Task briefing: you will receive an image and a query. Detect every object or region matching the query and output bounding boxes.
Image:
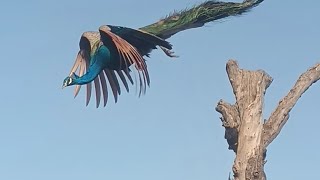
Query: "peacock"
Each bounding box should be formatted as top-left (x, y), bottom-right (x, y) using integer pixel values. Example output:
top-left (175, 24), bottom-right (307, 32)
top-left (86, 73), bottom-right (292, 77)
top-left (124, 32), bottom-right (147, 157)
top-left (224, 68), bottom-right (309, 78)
top-left (62, 0), bottom-right (264, 107)
top-left (62, 25), bottom-right (176, 107)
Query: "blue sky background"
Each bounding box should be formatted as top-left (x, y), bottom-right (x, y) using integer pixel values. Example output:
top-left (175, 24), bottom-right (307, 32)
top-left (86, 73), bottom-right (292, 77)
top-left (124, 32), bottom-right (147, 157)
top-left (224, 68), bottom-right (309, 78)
top-left (0, 0), bottom-right (319, 179)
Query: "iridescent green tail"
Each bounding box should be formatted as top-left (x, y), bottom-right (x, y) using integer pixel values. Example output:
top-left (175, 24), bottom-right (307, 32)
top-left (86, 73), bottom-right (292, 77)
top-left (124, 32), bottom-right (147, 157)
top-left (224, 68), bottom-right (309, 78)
top-left (140, 0), bottom-right (264, 39)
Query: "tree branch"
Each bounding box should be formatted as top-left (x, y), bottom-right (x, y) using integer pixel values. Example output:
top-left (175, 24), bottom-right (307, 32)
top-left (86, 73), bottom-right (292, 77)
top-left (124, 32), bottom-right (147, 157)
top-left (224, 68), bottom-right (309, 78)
top-left (216, 60), bottom-right (272, 180)
top-left (216, 100), bottom-right (240, 129)
top-left (263, 63), bottom-right (320, 147)
top-left (216, 100), bottom-right (240, 152)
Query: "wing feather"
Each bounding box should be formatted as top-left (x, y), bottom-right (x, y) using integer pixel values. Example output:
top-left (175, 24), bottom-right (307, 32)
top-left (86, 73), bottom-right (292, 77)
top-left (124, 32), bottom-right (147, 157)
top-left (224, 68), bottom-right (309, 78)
top-left (110, 71), bottom-right (121, 95)
top-left (67, 27), bottom-right (166, 107)
top-left (69, 52), bottom-right (81, 76)
top-left (74, 58), bottom-right (86, 97)
top-left (124, 69), bottom-right (134, 85)
top-left (86, 83), bottom-right (92, 106)
top-left (137, 71), bottom-right (143, 97)
top-left (107, 25), bottom-right (173, 55)
top-left (93, 77), bottom-right (101, 108)
top-left (104, 69), bottom-right (118, 103)
top-left (84, 51), bottom-right (92, 106)
top-left (116, 70), bottom-right (129, 92)
top-left (99, 26), bottom-right (150, 98)
top-left (99, 72), bottom-right (109, 107)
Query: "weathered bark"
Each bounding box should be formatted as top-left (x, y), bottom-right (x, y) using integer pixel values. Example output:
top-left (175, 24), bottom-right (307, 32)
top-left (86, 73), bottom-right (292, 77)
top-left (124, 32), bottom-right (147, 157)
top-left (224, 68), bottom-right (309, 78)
top-left (216, 60), bottom-right (271, 180)
top-left (216, 60), bottom-right (320, 180)
top-left (263, 64), bottom-right (320, 147)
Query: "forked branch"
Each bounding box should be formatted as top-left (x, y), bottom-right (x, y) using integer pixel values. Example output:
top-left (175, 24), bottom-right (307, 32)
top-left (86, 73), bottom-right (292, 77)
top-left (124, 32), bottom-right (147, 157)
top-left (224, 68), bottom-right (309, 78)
top-left (263, 63), bottom-right (320, 147)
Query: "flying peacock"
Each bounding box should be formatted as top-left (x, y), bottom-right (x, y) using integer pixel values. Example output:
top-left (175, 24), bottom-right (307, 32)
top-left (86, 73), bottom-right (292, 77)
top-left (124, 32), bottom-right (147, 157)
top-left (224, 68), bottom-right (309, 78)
top-left (62, 0), bottom-right (264, 107)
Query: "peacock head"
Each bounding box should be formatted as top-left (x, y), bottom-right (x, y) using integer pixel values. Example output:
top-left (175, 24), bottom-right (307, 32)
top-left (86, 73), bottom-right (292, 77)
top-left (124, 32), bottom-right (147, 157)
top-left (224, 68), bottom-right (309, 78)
top-left (62, 73), bottom-right (79, 88)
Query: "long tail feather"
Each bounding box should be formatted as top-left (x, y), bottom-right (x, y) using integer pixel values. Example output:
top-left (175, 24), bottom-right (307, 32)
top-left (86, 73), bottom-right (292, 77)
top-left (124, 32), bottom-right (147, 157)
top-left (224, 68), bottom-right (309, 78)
top-left (140, 0), bottom-right (264, 39)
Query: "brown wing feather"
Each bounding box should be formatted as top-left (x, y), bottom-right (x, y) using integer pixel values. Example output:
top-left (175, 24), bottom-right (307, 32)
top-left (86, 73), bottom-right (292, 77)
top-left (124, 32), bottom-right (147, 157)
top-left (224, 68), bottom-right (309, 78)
top-left (67, 32), bottom-right (96, 106)
top-left (70, 52), bottom-right (82, 98)
top-left (74, 58), bottom-right (86, 97)
top-left (137, 71), bottom-right (143, 97)
top-left (69, 52), bottom-right (81, 76)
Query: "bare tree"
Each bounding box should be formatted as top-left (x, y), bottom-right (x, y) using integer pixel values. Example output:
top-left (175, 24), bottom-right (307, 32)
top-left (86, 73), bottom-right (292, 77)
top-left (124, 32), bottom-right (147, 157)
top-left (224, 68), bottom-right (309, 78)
top-left (216, 60), bottom-right (320, 180)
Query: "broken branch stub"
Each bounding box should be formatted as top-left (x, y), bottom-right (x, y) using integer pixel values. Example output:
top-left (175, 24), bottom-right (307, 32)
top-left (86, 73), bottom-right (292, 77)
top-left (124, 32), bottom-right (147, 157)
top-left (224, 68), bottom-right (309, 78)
top-left (216, 100), bottom-right (240, 152)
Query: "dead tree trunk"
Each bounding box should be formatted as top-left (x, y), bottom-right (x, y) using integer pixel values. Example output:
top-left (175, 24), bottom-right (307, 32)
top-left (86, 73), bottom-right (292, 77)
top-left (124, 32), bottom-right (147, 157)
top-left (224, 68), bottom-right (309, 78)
top-left (216, 60), bottom-right (320, 180)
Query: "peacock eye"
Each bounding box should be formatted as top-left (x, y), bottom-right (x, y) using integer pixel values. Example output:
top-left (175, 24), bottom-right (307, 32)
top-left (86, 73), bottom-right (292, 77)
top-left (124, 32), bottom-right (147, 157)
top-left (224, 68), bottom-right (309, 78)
top-left (68, 78), bottom-right (73, 85)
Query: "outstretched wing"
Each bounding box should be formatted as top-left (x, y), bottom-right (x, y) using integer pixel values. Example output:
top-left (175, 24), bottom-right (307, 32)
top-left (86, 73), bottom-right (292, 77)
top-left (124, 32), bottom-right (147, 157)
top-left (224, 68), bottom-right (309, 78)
top-left (99, 25), bottom-right (150, 99)
top-left (68, 25), bottom-right (172, 108)
top-left (68, 32), bottom-right (96, 106)
top-left (69, 31), bottom-right (134, 108)
top-left (106, 25), bottom-right (176, 57)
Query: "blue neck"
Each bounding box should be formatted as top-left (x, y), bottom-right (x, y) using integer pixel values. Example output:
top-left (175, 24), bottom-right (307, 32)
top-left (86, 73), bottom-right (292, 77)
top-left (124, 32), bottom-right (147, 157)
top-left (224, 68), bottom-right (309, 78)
top-left (73, 63), bottom-right (103, 85)
top-left (73, 46), bottom-right (111, 85)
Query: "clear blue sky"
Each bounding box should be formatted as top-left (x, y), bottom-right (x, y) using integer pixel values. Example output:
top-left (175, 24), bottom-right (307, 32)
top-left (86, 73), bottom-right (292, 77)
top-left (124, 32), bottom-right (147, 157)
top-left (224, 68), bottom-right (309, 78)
top-left (0, 0), bottom-right (319, 179)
